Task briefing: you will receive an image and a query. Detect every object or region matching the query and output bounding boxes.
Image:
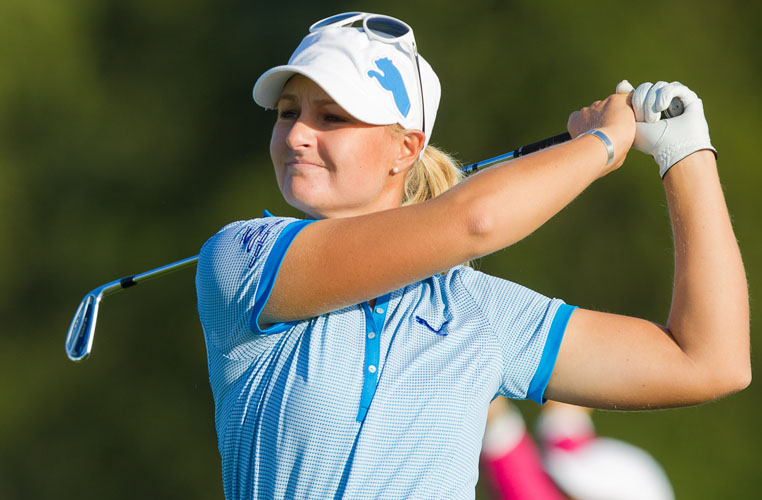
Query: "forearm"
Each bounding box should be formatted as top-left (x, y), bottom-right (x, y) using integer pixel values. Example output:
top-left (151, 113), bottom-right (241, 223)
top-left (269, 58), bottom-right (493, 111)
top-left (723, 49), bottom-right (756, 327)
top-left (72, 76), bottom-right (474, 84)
top-left (447, 94), bottom-right (636, 257)
top-left (441, 132), bottom-right (609, 257)
top-left (664, 150), bottom-right (750, 391)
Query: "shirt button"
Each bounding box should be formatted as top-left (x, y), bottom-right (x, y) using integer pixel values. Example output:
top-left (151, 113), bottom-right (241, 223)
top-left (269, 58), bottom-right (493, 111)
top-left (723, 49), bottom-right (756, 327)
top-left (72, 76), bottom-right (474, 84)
top-left (368, 332), bottom-right (376, 339)
top-left (368, 365), bottom-right (377, 373)
top-left (375, 307), bottom-right (385, 314)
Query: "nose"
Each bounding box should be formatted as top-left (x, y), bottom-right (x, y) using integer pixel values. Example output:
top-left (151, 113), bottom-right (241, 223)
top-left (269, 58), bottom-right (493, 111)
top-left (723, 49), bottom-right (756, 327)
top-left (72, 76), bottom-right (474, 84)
top-left (285, 117), bottom-right (316, 151)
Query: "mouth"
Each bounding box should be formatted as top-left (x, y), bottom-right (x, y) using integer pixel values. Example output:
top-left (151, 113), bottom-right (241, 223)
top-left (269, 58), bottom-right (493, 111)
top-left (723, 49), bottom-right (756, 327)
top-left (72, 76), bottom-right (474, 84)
top-left (287, 158), bottom-right (325, 169)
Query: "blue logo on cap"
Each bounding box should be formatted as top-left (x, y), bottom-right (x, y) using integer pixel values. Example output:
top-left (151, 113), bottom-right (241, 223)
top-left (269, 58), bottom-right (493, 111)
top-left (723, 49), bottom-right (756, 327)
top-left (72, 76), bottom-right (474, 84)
top-left (367, 58), bottom-right (410, 117)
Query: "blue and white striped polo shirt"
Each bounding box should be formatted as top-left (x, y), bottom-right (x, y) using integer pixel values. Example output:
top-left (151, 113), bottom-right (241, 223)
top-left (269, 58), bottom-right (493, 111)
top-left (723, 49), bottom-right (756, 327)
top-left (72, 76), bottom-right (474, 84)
top-left (196, 214), bottom-right (575, 500)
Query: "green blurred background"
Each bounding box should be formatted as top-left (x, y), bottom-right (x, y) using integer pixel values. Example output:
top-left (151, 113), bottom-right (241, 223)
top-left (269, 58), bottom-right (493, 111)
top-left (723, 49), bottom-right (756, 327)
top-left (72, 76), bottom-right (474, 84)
top-left (1, 0), bottom-right (759, 498)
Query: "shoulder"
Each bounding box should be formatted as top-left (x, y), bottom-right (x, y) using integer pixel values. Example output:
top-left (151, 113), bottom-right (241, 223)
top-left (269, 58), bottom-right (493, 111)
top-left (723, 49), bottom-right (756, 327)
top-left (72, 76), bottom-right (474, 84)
top-left (201, 217), bottom-right (297, 250)
top-left (196, 216), bottom-right (309, 301)
top-left (432, 265), bottom-right (561, 320)
top-left (195, 216), bottom-right (307, 346)
top-left (199, 216), bottom-right (301, 264)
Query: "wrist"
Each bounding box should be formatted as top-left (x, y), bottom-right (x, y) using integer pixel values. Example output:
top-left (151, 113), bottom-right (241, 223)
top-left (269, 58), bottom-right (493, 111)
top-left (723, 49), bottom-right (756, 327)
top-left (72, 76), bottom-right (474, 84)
top-left (657, 143), bottom-right (718, 178)
top-left (662, 149), bottom-right (717, 182)
top-left (578, 129), bottom-right (615, 166)
top-left (577, 128), bottom-right (625, 176)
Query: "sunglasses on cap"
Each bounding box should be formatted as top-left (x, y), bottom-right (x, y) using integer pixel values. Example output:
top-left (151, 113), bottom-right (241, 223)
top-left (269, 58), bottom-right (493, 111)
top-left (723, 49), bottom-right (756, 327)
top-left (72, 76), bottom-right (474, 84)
top-left (309, 12), bottom-right (426, 135)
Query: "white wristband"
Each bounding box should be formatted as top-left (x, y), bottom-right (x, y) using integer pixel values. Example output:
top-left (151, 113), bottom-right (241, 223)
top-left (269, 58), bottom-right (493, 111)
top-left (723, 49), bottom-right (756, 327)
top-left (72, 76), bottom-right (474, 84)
top-left (580, 129), bottom-right (615, 166)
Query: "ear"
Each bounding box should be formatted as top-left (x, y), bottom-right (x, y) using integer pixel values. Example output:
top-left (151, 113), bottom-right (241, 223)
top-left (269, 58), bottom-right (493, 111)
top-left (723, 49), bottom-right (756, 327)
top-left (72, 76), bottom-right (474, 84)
top-left (393, 129), bottom-right (425, 173)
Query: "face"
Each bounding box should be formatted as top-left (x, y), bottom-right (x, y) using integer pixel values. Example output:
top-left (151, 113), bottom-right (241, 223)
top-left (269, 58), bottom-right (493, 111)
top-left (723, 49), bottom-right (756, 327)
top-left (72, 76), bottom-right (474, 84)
top-left (270, 75), bottom-right (418, 219)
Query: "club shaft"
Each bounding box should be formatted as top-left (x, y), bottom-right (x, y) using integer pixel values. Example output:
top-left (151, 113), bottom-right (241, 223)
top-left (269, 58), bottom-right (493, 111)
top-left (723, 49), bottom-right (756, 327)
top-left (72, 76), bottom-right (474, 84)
top-left (458, 96), bottom-right (684, 176)
top-left (460, 132), bottom-right (571, 176)
top-left (107, 255), bottom-right (200, 296)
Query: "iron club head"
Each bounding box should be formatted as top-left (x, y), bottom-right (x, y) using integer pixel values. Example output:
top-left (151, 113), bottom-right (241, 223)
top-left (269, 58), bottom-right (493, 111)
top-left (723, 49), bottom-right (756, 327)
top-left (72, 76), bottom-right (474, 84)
top-left (65, 290), bottom-right (103, 362)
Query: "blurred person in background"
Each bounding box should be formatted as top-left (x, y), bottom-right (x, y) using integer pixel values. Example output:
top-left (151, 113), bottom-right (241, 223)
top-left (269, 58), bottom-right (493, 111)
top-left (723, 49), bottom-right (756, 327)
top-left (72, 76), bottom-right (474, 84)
top-left (481, 397), bottom-right (674, 499)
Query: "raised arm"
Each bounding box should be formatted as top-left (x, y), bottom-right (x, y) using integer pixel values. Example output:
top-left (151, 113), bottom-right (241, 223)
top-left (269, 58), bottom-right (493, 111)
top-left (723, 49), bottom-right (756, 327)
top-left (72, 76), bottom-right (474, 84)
top-left (262, 93), bottom-right (634, 324)
top-left (545, 83), bottom-right (750, 409)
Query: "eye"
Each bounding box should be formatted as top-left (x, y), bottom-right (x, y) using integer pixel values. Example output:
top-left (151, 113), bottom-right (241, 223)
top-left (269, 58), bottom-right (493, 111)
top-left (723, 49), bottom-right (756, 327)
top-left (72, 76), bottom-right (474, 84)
top-left (323, 112), bottom-right (348, 123)
top-left (277, 108), bottom-right (299, 119)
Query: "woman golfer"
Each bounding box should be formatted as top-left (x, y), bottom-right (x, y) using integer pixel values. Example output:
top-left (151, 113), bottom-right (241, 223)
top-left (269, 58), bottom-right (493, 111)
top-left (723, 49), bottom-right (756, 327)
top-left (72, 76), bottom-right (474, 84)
top-left (195, 11), bottom-right (749, 500)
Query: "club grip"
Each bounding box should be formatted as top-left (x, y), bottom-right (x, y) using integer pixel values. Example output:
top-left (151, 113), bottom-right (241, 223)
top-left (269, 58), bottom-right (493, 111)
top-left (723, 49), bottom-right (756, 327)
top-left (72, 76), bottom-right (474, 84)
top-left (513, 132), bottom-right (572, 158)
top-left (512, 97), bottom-right (683, 159)
top-left (661, 97), bottom-right (684, 118)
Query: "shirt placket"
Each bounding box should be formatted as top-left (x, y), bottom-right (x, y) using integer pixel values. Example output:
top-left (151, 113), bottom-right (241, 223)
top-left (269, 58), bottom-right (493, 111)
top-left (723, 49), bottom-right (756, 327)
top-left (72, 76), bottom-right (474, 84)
top-left (355, 293), bottom-right (391, 422)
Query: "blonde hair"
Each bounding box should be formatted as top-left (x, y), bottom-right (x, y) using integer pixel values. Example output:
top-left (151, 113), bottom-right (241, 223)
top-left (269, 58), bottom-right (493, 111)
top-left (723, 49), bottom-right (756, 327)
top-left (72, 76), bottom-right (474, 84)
top-left (389, 125), bottom-right (463, 206)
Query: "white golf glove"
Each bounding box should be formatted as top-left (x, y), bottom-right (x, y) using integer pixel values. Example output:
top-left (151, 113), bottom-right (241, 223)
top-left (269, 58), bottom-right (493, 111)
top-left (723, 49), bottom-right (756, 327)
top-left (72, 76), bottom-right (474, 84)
top-left (616, 80), bottom-right (716, 178)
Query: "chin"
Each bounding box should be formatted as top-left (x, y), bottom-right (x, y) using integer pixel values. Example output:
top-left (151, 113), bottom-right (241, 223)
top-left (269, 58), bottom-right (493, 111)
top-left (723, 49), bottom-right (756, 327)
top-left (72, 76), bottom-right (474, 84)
top-left (282, 189), bottom-right (327, 219)
top-left (281, 181), bottom-right (371, 220)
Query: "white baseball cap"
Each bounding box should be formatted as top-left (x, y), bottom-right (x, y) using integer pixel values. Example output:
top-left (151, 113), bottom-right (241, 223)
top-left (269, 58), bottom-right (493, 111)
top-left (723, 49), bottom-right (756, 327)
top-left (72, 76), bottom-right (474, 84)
top-left (253, 15), bottom-right (440, 151)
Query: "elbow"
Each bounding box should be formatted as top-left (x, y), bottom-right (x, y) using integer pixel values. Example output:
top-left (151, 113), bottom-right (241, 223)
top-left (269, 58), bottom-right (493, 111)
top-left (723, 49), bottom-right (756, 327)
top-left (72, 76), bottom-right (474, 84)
top-left (729, 363), bottom-right (752, 394)
top-left (701, 359), bottom-right (752, 402)
top-left (458, 194), bottom-right (499, 257)
top-left (675, 320), bottom-right (751, 403)
top-left (713, 333), bottom-right (753, 398)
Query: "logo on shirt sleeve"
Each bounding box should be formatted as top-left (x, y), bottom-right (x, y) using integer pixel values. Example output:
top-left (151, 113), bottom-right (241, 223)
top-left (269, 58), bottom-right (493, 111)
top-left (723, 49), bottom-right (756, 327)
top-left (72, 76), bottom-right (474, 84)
top-left (234, 220), bottom-right (285, 268)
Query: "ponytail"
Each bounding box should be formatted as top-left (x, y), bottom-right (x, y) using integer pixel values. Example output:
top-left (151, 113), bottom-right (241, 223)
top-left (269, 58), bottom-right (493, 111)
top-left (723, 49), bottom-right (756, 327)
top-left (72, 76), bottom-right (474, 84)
top-left (402, 144), bottom-right (463, 206)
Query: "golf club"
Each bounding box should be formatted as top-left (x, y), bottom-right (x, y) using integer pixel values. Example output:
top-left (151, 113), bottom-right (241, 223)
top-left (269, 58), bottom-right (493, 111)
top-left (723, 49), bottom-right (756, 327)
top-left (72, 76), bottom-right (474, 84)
top-left (65, 97), bottom-right (684, 362)
top-left (65, 255), bottom-right (199, 361)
